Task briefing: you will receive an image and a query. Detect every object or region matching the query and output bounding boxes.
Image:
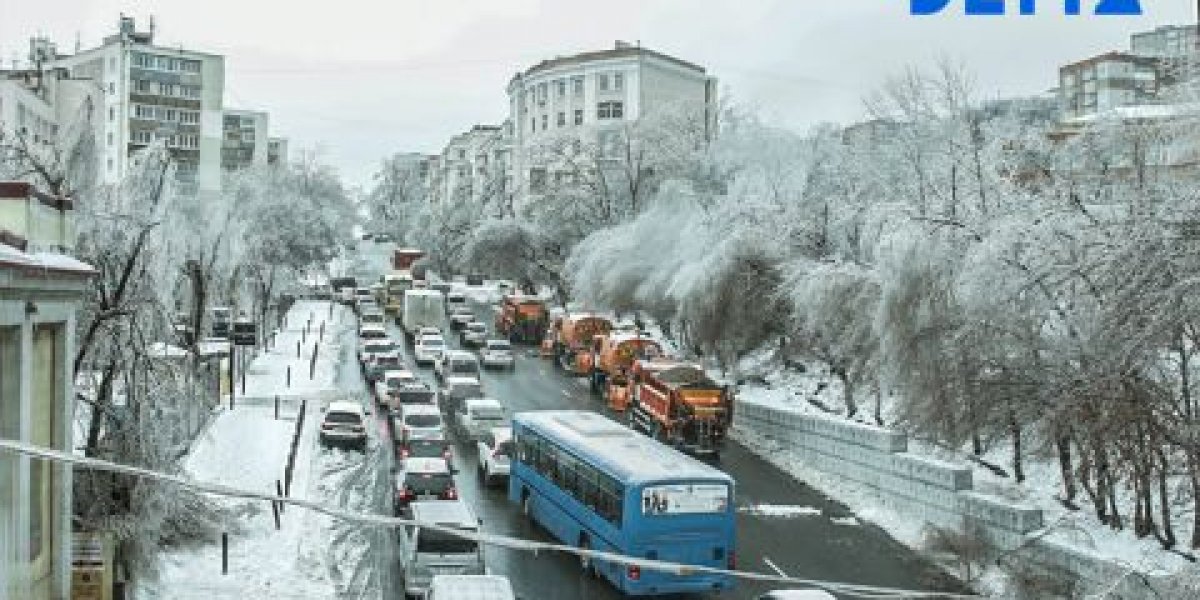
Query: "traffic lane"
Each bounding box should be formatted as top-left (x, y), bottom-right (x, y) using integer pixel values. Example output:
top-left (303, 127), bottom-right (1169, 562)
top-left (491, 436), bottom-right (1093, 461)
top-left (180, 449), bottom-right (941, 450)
top-left (472, 303), bottom-right (962, 598)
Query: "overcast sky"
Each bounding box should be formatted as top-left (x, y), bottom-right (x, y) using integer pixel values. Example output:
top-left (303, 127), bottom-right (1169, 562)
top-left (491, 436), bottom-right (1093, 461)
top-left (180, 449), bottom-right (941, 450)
top-left (0, 0), bottom-right (1195, 187)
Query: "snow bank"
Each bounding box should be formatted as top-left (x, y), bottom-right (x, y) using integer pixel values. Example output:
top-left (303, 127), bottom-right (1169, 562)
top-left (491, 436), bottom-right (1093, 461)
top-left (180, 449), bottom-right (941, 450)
top-left (739, 504), bottom-right (823, 518)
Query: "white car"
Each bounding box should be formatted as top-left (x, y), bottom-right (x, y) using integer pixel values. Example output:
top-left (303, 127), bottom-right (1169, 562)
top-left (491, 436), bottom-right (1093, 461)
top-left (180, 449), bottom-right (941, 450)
top-left (434, 350), bottom-right (481, 382)
top-left (397, 404), bottom-right (445, 445)
top-left (479, 339), bottom-right (514, 369)
top-left (375, 369), bottom-right (420, 403)
top-left (460, 321), bottom-right (488, 347)
top-left (429, 575), bottom-right (515, 600)
top-left (358, 336), bottom-right (396, 364)
top-left (476, 427), bottom-right (512, 485)
top-left (359, 309), bottom-right (386, 327)
top-left (448, 306), bottom-right (474, 329)
top-left (445, 291), bottom-right (468, 314)
top-left (413, 335), bottom-right (446, 365)
top-left (456, 397), bottom-right (506, 441)
top-left (319, 401), bottom-right (368, 451)
top-left (364, 350), bottom-right (402, 383)
top-left (358, 323), bottom-right (388, 348)
top-left (418, 326), bottom-right (442, 339)
top-left (438, 376), bottom-right (483, 416)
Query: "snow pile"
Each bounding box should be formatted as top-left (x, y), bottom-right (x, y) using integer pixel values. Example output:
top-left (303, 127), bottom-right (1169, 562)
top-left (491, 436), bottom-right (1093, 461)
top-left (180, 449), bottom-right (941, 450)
top-left (740, 504), bottom-right (822, 518)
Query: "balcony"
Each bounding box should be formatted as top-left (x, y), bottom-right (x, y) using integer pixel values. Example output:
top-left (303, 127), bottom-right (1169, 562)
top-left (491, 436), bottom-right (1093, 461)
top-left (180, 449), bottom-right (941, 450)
top-left (0, 181), bottom-right (76, 253)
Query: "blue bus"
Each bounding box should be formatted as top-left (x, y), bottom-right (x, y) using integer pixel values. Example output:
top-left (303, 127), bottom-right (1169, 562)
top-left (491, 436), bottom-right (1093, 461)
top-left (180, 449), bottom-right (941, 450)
top-left (509, 410), bottom-right (736, 596)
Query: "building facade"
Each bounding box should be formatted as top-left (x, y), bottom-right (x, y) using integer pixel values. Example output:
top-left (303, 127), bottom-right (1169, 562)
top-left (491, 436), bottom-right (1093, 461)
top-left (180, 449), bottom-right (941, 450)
top-left (51, 16), bottom-right (226, 197)
top-left (221, 109), bottom-right (269, 170)
top-left (426, 125), bottom-right (510, 212)
top-left (0, 181), bottom-right (92, 600)
top-left (505, 41), bottom-right (717, 208)
top-left (267, 137), bottom-right (288, 167)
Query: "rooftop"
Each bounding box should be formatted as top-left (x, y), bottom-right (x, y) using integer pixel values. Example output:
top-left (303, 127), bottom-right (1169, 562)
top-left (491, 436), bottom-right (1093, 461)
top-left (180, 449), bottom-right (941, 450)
top-left (512, 40), bottom-right (705, 85)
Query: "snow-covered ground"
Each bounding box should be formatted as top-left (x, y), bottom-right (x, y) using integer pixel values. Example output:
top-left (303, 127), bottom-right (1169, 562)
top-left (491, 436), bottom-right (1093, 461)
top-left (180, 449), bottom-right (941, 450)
top-left (137, 301), bottom-right (383, 599)
top-left (731, 350), bottom-right (1196, 591)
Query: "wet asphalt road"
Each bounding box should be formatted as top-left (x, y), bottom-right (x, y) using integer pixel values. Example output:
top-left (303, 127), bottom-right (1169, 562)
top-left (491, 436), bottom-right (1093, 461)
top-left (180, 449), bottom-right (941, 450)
top-left (351, 296), bottom-right (962, 600)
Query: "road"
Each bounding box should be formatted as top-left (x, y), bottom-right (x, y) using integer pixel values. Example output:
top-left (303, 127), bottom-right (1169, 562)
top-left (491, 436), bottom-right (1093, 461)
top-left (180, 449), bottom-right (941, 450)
top-left (349, 295), bottom-right (963, 599)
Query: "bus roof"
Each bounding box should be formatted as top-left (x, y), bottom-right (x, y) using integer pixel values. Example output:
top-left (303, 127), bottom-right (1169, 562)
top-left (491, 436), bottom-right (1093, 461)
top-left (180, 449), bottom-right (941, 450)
top-left (513, 410), bottom-right (731, 486)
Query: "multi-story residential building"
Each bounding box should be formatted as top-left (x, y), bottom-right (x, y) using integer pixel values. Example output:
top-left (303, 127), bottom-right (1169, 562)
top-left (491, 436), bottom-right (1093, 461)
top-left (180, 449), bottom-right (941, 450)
top-left (51, 16), bottom-right (225, 197)
top-left (1058, 24), bottom-right (1198, 121)
top-left (1058, 52), bottom-right (1159, 120)
top-left (221, 109), bottom-right (269, 170)
top-left (0, 181), bottom-right (93, 600)
top-left (427, 125), bottom-right (510, 212)
top-left (505, 41), bottom-right (717, 208)
top-left (267, 137), bottom-right (288, 166)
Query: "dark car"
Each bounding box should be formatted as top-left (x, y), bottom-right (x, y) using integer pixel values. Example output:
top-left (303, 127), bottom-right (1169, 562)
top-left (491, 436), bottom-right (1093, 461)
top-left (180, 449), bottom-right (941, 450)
top-left (394, 457), bottom-right (457, 515)
top-left (466, 274), bottom-right (485, 286)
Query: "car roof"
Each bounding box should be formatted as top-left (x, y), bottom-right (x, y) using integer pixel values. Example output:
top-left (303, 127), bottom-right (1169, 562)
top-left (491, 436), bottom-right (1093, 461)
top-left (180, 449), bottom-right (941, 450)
top-left (403, 404), bottom-right (441, 416)
top-left (402, 457), bottom-right (450, 474)
top-left (360, 324), bottom-right (386, 333)
top-left (326, 401), bottom-right (364, 415)
top-left (429, 575), bottom-right (514, 598)
top-left (489, 427), bottom-right (513, 442)
top-left (419, 335), bottom-right (445, 343)
top-left (384, 369), bottom-right (416, 379)
top-left (485, 339), bottom-right (511, 346)
top-left (467, 321), bottom-right (487, 328)
top-left (445, 375), bottom-right (481, 385)
top-left (410, 500), bottom-right (477, 527)
top-left (465, 397), bottom-right (503, 410)
top-left (446, 350), bottom-right (476, 359)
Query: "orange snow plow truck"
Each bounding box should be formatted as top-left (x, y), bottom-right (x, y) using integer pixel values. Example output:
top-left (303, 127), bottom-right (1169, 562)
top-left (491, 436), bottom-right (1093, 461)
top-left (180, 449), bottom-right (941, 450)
top-left (551, 313), bottom-right (613, 376)
top-left (589, 331), bottom-right (663, 407)
top-left (495, 294), bottom-right (548, 344)
top-left (626, 359), bottom-right (733, 457)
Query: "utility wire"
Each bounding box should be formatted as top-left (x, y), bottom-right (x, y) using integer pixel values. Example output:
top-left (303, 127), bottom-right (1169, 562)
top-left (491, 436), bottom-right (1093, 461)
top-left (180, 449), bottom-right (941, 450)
top-left (0, 437), bottom-right (978, 599)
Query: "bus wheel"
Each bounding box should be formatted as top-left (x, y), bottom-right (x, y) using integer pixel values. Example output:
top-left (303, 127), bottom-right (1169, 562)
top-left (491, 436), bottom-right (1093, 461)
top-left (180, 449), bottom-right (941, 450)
top-left (578, 536), bottom-right (596, 577)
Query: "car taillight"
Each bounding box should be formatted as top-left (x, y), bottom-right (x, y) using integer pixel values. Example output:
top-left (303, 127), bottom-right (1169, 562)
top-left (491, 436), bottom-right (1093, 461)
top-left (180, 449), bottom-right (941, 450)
top-left (400, 447), bottom-right (410, 458)
top-left (445, 487), bottom-right (457, 500)
top-left (397, 487), bottom-right (412, 501)
top-left (727, 550), bottom-right (736, 570)
top-left (442, 448), bottom-right (452, 459)
top-left (627, 565), bottom-right (641, 581)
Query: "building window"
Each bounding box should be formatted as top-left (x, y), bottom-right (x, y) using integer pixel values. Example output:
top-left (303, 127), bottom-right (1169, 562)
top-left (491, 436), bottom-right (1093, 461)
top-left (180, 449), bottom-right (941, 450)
top-left (530, 168), bottom-right (547, 193)
top-left (108, 82), bottom-right (115, 94)
top-left (597, 74), bottom-right (609, 91)
top-left (572, 76), bottom-right (584, 96)
top-left (542, 115), bottom-right (548, 130)
top-left (107, 132), bottom-right (113, 146)
top-left (133, 80), bottom-right (152, 94)
top-left (182, 60), bottom-right (201, 73)
top-left (179, 111), bottom-right (199, 124)
top-left (557, 112), bottom-right (565, 127)
top-left (108, 57), bottom-right (116, 72)
top-left (614, 72), bottom-right (624, 90)
top-left (538, 83), bottom-right (547, 103)
top-left (597, 101), bottom-right (624, 119)
top-left (180, 85), bottom-right (200, 99)
top-left (531, 117), bottom-right (536, 132)
top-left (574, 109), bottom-right (583, 125)
top-left (557, 79), bottom-right (566, 97)
top-left (108, 107), bottom-right (115, 121)
top-left (107, 158), bottom-right (113, 171)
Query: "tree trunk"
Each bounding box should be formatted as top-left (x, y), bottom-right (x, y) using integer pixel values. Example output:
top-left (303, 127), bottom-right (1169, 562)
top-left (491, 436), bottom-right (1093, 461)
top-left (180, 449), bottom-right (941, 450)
top-left (1056, 432), bottom-right (1078, 508)
top-left (84, 360), bottom-right (118, 457)
top-left (1157, 446), bottom-right (1176, 548)
top-left (1009, 412), bottom-right (1024, 484)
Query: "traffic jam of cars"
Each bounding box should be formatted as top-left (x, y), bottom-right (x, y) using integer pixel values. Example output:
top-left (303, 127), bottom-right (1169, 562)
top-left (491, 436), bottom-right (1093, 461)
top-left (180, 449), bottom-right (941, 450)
top-left (325, 250), bottom-right (803, 600)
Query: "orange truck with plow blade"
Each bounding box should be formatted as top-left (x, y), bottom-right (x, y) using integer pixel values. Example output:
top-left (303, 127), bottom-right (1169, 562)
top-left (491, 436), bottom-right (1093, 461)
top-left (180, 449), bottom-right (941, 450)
top-left (625, 359), bottom-right (733, 458)
top-left (495, 294), bottom-right (549, 344)
top-left (589, 331), bottom-right (664, 408)
top-left (551, 313), bottom-right (613, 376)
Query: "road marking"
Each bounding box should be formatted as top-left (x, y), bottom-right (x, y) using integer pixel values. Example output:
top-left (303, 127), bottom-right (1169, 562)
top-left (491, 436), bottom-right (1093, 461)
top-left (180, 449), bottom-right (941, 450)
top-left (763, 556), bottom-right (788, 578)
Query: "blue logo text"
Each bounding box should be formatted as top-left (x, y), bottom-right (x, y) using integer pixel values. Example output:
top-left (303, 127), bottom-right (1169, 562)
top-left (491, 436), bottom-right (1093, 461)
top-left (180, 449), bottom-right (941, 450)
top-left (911, 0), bottom-right (1143, 15)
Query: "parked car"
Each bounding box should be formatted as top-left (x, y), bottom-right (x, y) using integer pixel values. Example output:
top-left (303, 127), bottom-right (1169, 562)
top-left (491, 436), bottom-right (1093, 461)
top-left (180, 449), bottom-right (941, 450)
top-left (460, 321), bottom-right (488, 347)
top-left (438, 376), bottom-right (483, 416)
top-left (476, 427), bottom-right (512, 486)
top-left (428, 575), bottom-right (514, 600)
top-left (448, 306), bottom-right (474, 330)
top-left (456, 397), bottom-right (506, 441)
top-left (479, 339), bottom-right (515, 369)
top-left (364, 349), bottom-right (402, 383)
top-left (319, 401), bottom-right (368, 451)
top-left (394, 457), bottom-right (456, 515)
top-left (413, 335), bottom-right (446, 366)
top-left (398, 501), bottom-right (484, 598)
top-left (396, 404), bottom-right (445, 446)
top-left (434, 350), bottom-right (481, 382)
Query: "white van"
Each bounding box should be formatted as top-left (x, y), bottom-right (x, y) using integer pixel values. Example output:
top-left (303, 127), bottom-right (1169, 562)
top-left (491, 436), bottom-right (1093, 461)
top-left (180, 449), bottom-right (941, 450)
top-left (456, 398), bottom-right (506, 441)
top-left (403, 289), bottom-right (446, 339)
top-left (400, 500), bottom-right (485, 598)
top-left (428, 575), bottom-right (515, 600)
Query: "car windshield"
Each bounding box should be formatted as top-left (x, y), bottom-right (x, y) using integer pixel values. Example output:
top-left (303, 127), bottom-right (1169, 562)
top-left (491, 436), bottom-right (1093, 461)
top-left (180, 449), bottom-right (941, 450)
top-left (397, 389), bottom-right (435, 404)
top-left (405, 414), bottom-right (442, 428)
top-left (468, 323), bottom-right (486, 332)
top-left (472, 406), bottom-right (504, 420)
top-left (416, 528), bottom-right (477, 554)
top-left (406, 440), bottom-right (448, 458)
top-left (495, 440), bottom-right (513, 456)
top-left (421, 338), bottom-right (445, 348)
top-left (404, 472), bottom-right (452, 495)
top-left (376, 355), bottom-right (400, 366)
top-left (325, 412), bottom-right (361, 424)
top-left (361, 330), bottom-right (386, 339)
top-left (449, 383), bottom-right (482, 398)
top-left (365, 342), bottom-right (394, 353)
top-left (450, 361), bottom-right (478, 375)
top-left (487, 341), bottom-right (511, 351)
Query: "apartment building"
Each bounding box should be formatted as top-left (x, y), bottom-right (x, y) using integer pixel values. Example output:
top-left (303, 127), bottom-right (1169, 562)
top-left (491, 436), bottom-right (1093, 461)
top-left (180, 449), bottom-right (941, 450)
top-left (221, 109), bottom-right (269, 170)
top-left (1059, 24), bottom-right (1198, 120)
top-left (505, 41), bottom-right (717, 207)
top-left (267, 137), bottom-right (289, 166)
top-left (0, 181), bottom-right (93, 600)
top-left (51, 16), bottom-right (225, 197)
top-left (426, 125), bottom-right (510, 212)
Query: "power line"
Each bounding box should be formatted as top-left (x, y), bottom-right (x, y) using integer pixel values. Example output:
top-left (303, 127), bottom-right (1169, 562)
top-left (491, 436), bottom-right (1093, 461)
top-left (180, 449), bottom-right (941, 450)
top-left (0, 437), bottom-right (977, 600)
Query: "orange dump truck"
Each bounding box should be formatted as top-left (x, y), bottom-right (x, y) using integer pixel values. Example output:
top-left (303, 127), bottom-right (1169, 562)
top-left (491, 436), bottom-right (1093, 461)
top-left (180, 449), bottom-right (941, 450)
top-left (552, 313), bottom-right (613, 376)
top-left (589, 331), bottom-right (664, 409)
top-left (626, 360), bottom-right (733, 457)
top-left (495, 294), bottom-right (549, 344)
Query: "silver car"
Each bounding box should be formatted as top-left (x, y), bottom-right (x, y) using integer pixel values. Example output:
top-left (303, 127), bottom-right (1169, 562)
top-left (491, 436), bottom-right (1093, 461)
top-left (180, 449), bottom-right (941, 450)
top-left (399, 501), bottom-right (485, 598)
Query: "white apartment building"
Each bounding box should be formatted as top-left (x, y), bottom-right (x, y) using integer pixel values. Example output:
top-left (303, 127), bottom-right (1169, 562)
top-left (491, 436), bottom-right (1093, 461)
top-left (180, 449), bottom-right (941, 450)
top-left (505, 41), bottom-right (717, 207)
top-left (51, 16), bottom-right (225, 197)
top-left (267, 137), bottom-right (289, 167)
top-left (427, 125), bottom-right (510, 212)
top-left (221, 109), bottom-right (269, 170)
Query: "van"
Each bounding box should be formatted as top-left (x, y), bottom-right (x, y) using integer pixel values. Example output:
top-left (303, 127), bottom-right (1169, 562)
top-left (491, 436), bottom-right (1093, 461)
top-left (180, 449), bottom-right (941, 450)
top-left (400, 500), bottom-right (485, 598)
top-left (428, 575), bottom-right (515, 600)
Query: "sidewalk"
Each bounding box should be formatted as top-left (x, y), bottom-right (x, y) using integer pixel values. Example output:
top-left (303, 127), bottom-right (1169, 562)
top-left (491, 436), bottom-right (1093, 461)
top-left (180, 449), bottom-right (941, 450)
top-left (136, 300), bottom-right (353, 599)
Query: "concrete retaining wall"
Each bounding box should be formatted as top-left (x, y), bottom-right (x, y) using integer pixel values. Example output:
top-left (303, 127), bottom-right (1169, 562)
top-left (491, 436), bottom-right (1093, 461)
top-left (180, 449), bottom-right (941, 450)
top-left (733, 398), bottom-right (1182, 598)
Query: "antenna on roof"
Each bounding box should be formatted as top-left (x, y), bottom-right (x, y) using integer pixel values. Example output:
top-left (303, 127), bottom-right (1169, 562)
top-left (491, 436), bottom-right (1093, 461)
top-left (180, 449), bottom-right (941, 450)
top-left (74, 31), bottom-right (81, 53)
